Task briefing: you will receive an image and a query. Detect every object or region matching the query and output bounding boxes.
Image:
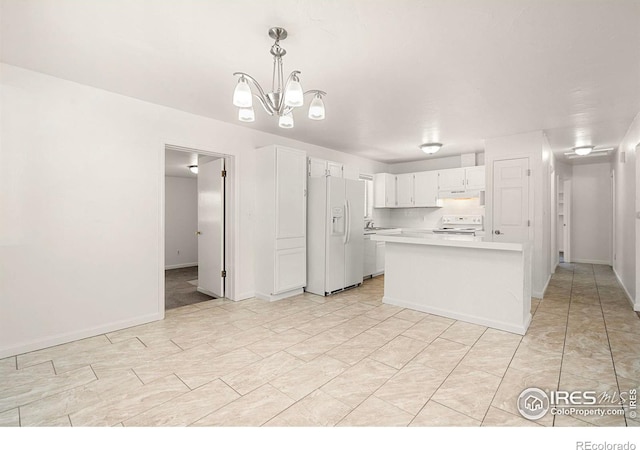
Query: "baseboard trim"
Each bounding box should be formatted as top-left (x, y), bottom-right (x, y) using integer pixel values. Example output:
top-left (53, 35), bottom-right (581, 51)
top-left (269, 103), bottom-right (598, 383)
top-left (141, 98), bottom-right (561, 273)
top-left (233, 291), bottom-right (255, 301)
top-left (534, 274), bottom-right (552, 299)
top-left (613, 267), bottom-right (637, 311)
top-left (165, 262), bottom-right (197, 270)
top-left (0, 312), bottom-right (164, 359)
top-left (382, 296), bottom-right (531, 336)
top-left (255, 288), bottom-right (303, 302)
top-left (571, 259), bottom-right (611, 265)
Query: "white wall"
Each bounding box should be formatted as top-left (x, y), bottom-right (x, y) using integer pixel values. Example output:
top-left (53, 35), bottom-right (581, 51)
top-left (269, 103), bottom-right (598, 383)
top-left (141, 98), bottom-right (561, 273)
top-left (164, 176), bottom-right (197, 269)
top-left (0, 63), bottom-right (387, 358)
top-left (613, 111), bottom-right (639, 308)
top-left (570, 163), bottom-right (613, 264)
top-left (386, 153), bottom-right (485, 174)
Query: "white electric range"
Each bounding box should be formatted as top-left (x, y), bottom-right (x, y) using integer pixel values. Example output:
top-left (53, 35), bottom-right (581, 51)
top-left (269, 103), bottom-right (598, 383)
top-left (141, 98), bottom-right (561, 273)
top-left (433, 215), bottom-right (484, 236)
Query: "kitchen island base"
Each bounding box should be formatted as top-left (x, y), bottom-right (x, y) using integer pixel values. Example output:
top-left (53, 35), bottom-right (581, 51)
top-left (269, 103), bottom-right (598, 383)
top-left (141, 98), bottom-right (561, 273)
top-left (373, 234), bottom-right (532, 335)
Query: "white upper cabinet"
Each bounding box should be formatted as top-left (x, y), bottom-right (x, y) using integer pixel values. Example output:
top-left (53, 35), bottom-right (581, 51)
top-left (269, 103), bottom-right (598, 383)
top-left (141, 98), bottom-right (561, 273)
top-left (374, 173), bottom-right (397, 208)
top-left (464, 166), bottom-right (486, 190)
top-left (396, 173), bottom-right (414, 207)
top-left (307, 157), bottom-right (360, 180)
top-left (414, 171), bottom-right (439, 207)
top-left (276, 148), bottom-right (307, 240)
top-left (327, 161), bottom-right (343, 178)
top-left (437, 168), bottom-right (466, 191)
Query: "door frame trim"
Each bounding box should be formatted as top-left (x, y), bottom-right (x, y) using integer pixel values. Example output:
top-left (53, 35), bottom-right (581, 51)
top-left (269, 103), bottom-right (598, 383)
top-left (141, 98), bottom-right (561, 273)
top-left (160, 144), bottom-right (236, 315)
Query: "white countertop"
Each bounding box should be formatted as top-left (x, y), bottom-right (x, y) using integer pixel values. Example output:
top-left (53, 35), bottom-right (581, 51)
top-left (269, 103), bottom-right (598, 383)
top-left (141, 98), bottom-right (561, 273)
top-left (371, 230), bottom-right (526, 252)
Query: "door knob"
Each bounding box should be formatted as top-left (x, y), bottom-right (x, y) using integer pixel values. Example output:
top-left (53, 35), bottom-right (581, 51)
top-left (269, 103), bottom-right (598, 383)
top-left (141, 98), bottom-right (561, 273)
top-left (196, 231), bottom-right (202, 235)
top-left (494, 230), bottom-right (502, 235)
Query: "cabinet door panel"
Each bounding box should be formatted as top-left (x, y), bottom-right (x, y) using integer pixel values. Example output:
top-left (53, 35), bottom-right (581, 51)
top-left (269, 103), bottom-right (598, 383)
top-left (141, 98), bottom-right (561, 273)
top-left (414, 171), bottom-right (439, 207)
top-left (327, 162), bottom-right (343, 178)
top-left (375, 242), bottom-right (385, 274)
top-left (396, 174), bottom-right (414, 207)
top-left (274, 247), bottom-right (306, 294)
top-left (465, 166), bottom-right (486, 190)
top-left (363, 236), bottom-right (376, 277)
top-left (276, 148), bottom-right (307, 240)
top-left (438, 168), bottom-right (465, 190)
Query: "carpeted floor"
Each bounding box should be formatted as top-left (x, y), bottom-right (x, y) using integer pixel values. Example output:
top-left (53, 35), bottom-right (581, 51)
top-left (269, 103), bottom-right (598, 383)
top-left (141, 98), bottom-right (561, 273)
top-left (165, 266), bottom-right (214, 310)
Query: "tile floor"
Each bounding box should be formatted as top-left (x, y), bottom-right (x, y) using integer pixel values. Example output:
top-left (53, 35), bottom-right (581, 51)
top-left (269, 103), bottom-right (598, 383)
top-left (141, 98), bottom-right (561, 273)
top-left (1, 263), bottom-right (639, 427)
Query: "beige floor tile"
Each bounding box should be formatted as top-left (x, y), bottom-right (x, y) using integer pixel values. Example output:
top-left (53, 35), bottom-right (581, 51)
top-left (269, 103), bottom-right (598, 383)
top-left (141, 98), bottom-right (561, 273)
top-left (69, 374), bottom-right (189, 426)
top-left (509, 342), bottom-right (563, 374)
top-left (170, 321), bottom-right (244, 350)
top-left (285, 330), bottom-right (349, 362)
top-left (221, 351), bottom-right (304, 395)
top-left (123, 379), bottom-right (239, 426)
top-left (175, 348), bottom-right (263, 390)
top-left (401, 317), bottom-right (452, 343)
top-left (536, 301), bottom-right (570, 317)
top-left (326, 330), bottom-right (389, 365)
top-left (411, 338), bottom-right (470, 373)
top-left (320, 358), bottom-right (397, 408)
top-left (0, 361), bottom-right (55, 391)
top-left (367, 317), bottom-right (415, 341)
top-left (374, 363), bottom-right (448, 414)
top-left (265, 389), bottom-right (352, 426)
top-left (561, 346), bottom-right (617, 385)
top-left (370, 335), bottom-right (428, 369)
top-left (192, 384), bottom-right (294, 426)
top-left (338, 395), bottom-right (414, 426)
top-left (332, 302), bottom-right (377, 318)
top-left (491, 366), bottom-right (559, 427)
top-left (410, 400), bottom-right (480, 426)
top-left (295, 314), bottom-right (350, 336)
top-left (270, 355), bottom-right (349, 401)
top-left (206, 326), bottom-right (278, 357)
top-left (0, 365), bottom-right (96, 413)
top-left (364, 304), bottom-right (404, 322)
top-left (482, 406), bottom-right (542, 426)
top-left (131, 342), bottom-right (219, 384)
top-left (439, 321), bottom-right (487, 346)
top-left (393, 309), bottom-right (429, 323)
top-left (51, 338), bottom-right (147, 374)
top-left (456, 343), bottom-right (517, 378)
top-left (244, 328), bottom-right (312, 358)
top-left (329, 315), bottom-right (380, 340)
top-left (0, 357), bottom-right (16, 375)
top-left (431, 366), bottom-right (502, 421)
top-left (16, 335), bottom-right (112, 369)
top-left (0, 408), bottom-right (19, 427)
top-left (19, 370), bottom-right (142, 426)
top-left (91, 340), bottom-right (183, 380)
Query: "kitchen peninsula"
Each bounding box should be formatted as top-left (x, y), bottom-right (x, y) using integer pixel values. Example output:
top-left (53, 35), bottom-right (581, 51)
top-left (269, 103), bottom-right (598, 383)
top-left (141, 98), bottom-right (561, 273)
top-left (371, 231), bottom-right (532, 335)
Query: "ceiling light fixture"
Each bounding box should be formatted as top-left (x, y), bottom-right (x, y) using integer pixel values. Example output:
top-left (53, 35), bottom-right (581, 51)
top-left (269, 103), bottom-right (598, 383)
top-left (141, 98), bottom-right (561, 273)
top-left (573, 145), bottom-right (594, 156)
top-left (420, 143), bottom-right (443, 155)
top-left (188, 165), bottom-right (198, 174)
top-left (232, 27), bottom-right (326, 129)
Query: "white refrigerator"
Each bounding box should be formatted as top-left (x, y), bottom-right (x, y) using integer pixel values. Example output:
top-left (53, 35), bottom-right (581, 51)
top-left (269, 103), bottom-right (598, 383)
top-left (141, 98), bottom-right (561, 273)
top-left (306, 176), bottom-right (364, 296)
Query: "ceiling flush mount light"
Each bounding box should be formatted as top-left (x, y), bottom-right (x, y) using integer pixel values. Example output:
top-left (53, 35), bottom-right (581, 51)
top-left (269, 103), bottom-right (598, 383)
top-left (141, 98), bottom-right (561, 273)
top-left (232, 27), bottom-right (326, 129)
top-left (573, 145), bottom-right (594, 156)
top-left (188, 165), bottom-right (198, 174)
top-left (420, 143), bottom-right (443, 155)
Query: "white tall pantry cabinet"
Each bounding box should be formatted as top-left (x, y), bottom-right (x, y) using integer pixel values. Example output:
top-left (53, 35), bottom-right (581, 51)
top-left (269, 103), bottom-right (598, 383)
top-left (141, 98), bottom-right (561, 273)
top-left (254, 145), bottom-right (307, 301)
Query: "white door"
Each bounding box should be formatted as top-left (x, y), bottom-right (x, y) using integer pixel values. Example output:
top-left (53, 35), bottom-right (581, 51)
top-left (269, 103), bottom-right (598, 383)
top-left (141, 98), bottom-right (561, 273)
top-left (492, 158), bottom-right (530, 243)
top-left (563, 180), bottom-right (572, 263)
top-left (396, 173), bottom-right (414, 207)
top-left (197, 158), bottom-right (225, 298)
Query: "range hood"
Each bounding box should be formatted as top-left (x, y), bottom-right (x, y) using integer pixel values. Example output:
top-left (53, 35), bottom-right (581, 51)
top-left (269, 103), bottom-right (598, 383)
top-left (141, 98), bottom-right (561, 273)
top-left (438, 189), bottom-right (483, 199)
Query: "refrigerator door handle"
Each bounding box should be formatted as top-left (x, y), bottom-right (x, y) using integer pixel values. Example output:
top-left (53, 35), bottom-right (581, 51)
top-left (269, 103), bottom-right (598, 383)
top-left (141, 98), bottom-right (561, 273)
top-left (345, 200), bottom-right (351, 244)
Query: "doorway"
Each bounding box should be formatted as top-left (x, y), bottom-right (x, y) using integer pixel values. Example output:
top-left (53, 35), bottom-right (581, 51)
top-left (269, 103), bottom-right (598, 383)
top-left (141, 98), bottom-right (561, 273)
top-left (162, 145), bottom-right (230, 310)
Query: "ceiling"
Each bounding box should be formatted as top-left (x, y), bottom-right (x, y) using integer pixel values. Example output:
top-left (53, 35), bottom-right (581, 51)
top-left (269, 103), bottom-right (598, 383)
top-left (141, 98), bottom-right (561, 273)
top-left (2, 0), bottom-right (639, 164)
top-left (165, 148), bottom-right (219, 178)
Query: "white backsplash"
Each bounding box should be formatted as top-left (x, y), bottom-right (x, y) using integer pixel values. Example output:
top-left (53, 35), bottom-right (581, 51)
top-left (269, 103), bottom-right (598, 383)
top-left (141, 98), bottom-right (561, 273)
top-left (372, 198), bottom-right (485, 229)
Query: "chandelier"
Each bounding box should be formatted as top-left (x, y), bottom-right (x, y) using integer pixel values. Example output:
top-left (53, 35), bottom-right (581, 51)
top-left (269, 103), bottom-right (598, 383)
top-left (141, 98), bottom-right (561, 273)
top-left (232, 27), bottom-right (326, 128)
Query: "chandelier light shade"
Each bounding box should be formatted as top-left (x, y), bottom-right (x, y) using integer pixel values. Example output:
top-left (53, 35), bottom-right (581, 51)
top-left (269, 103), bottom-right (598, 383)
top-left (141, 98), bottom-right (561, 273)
top-left (188, 165), bottom-right (198, 174)
top-left (232, 77), bottom-right (253, 108)
top-left (420, 143), bottom-right (443, 154)
top-left (308, 94), bottom-right (326, 120)
top-left (238, 107), bottom-right (255, 122)
top-left (232, 27), bottom-right (326, 128)
top-left (573, 145), bottom-right (594, 156)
